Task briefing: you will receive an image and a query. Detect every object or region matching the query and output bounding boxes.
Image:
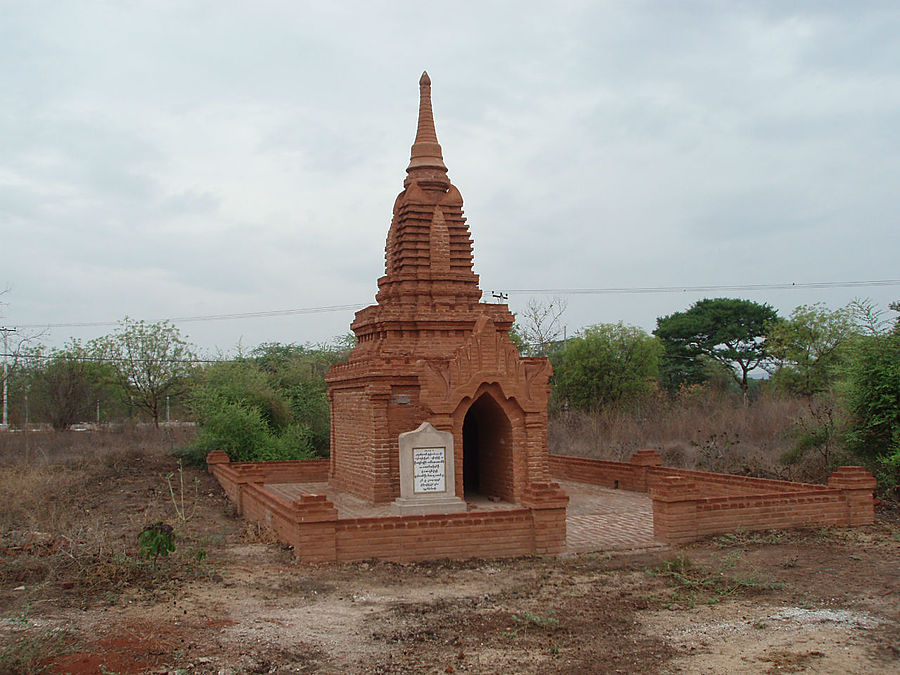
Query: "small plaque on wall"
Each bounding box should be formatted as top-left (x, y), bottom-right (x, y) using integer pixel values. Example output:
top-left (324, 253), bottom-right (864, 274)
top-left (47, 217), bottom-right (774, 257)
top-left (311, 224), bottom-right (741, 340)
top-left (413, 447), bottom-right (446, 493)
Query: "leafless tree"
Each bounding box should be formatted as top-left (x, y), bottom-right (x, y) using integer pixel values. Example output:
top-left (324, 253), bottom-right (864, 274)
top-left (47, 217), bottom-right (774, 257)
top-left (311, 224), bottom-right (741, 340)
top-left (515, 296), bottom-right (568, 356)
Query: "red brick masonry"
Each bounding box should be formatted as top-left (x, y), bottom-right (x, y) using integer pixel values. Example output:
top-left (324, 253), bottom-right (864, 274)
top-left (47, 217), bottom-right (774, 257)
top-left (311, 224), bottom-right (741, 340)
top-left (325, 73), bottom-right (555, 507)
top-left (208, 449), bottom-right (874, 560)
top-left (548, 453), bottom-right (876, 544)
top-left (207, 450), bottom-right (567, 562)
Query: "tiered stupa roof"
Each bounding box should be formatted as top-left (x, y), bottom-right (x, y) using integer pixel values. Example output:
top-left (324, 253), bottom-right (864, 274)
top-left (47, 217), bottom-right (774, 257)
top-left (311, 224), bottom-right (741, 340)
top-left (342, 72), bottom-right (513, 364)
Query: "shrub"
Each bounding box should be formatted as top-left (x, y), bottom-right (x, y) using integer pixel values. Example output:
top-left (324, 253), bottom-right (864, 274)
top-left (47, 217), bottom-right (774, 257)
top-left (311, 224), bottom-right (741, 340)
top-left (283, 380), bottom-right (330, 456)
top-left (186, 398), bottom-right (272, 463)
top-left (551, 323), bottom-right (661, 412)
top-left (845, 328), bottom-right (900, 496)
top-left (138, 522), bottom-right (176, 560)
top-left (196, 361), bottom-right (293, 431)
top-left (262, 423), bottom-right (316, 461)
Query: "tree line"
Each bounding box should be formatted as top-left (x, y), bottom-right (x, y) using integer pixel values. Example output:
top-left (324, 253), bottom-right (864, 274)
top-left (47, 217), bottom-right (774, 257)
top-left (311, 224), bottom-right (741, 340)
top-left (2, 318), bottom-right (352, 464)
top-left (516, 297), bottom-right (900, 496)
top-left (3, 298), bottom-right (898, 495)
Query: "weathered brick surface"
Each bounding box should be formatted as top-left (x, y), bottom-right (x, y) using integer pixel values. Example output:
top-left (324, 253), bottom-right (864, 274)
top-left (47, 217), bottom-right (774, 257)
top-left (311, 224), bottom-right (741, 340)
top-left (229, 459), bottom-right (329, 483)
top-left (548, 453), bottom-right (651, 491)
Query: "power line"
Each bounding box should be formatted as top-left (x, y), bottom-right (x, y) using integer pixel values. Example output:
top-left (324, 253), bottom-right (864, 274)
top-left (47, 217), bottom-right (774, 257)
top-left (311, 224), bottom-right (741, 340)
top-left (2, 353), bottom-right (224, 365)
top-left (11, 279), bottom-right (900, 331)
top-left (503, 279), bottom-right (900, 296)
top-left (16, 303), bottom-right (368, 330)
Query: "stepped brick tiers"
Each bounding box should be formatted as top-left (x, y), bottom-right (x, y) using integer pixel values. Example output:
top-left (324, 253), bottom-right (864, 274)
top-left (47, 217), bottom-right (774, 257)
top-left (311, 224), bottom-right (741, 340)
top-left (208, 73), bottom-right (878, 563)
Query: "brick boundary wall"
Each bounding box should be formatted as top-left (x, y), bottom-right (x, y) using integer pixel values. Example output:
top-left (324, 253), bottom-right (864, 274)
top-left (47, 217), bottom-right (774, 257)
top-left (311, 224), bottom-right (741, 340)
top-left (207, 452), bottom-right (330, 484)
top-left (207, 451), bottom-right (567, 562)
top-left (549, 452), bottom-right (876, 544)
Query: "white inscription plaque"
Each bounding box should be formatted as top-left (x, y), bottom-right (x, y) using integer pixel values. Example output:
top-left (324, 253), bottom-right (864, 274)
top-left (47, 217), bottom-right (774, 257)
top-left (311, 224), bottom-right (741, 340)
top-left (413, 447), bottom-right (446, 493)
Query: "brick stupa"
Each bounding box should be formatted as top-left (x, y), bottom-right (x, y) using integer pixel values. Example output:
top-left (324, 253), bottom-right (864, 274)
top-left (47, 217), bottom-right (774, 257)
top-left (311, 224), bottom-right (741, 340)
top-left (326, 73), bottom-right (565, 508)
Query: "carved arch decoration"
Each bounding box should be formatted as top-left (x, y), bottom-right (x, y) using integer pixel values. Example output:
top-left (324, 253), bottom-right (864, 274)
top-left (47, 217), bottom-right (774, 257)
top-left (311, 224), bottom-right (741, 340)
top-left (417, 315), bottom-right (551, 416)
top-left (450, 381), bottom-right (525, 431)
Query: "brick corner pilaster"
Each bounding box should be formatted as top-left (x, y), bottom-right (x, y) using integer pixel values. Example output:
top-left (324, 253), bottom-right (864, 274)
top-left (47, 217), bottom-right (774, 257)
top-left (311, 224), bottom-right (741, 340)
top-left (650, 475), bottom-right (699, 544)
top-left (522, 481), bottom-right (569, 555)
top-left (205, 450), bottom-right (230, 472)
top-left (631, 449), bottom-right (664, 491)
top-left (291, 494), bottom-right (339, 563)
top-left (828, 466), bottom-right (877, 526)
top-left (521, 481), bottom-right (569, 509)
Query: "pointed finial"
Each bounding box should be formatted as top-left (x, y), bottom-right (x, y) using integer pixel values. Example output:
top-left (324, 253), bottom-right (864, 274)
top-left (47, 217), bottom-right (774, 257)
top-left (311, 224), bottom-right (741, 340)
top-left (406, 70), bottom-right (448, 186)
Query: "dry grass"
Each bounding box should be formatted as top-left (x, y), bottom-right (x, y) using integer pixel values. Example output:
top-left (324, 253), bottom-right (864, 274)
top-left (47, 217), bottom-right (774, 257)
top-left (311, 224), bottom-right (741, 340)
top-left (0, 427), bottom-right (193, 533)
top-left (549, 388), bottom-right (848, 483)
top-left (0, 427), bottom-right (228, 611)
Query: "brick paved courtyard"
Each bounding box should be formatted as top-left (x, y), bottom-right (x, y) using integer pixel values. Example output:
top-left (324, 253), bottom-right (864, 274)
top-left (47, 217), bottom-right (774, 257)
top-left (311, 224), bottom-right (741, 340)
top-left (264, 478), bottom-right (666, 555)
top-left (558, 479), bottom-right (667, 553)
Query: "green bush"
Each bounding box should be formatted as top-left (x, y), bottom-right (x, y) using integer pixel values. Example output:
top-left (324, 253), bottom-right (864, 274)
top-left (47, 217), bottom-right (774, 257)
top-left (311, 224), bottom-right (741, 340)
top-left (845, 331), bottom-right (900, 457)
top-left (262, 423), bottom-right (316, 461)
top-left (198, 361), bottom-right (293, 431)
top-left (284, 381), bottom-right (330, 454)
top-left (186, 397), bottom-right (272, 463)
top-left (845, 329), bottom-right (900, 496)
top-left (876, 445), bottom-right (900, 499)
top-left (138, 522), bottom-right (176, 559)
top-left (551, 322), bottom-right (662, 411)
top-left (252, 341), bottom-right (349, 456)
top-left (183, 346), bottom-right (338, 463)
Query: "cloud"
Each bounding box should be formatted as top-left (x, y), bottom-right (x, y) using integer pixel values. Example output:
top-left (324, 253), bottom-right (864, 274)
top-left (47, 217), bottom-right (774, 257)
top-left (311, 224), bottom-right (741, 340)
top-left (2, 1), bottom-right (899, 350)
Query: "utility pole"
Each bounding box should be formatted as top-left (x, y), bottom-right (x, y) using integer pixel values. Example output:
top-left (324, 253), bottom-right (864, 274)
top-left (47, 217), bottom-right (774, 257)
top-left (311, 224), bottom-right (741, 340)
top-left (1, 327), bottom-right (16, 431)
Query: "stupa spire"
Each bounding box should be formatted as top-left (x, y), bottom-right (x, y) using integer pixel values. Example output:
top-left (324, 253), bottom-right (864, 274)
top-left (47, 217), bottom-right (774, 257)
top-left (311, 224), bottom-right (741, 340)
top-left (406, 71), bottom-right (449, 188)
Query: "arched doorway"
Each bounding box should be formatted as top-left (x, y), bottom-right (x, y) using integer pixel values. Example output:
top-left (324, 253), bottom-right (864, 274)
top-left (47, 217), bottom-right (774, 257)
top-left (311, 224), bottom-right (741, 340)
top-left (462, 393), bottom-right (514, 501)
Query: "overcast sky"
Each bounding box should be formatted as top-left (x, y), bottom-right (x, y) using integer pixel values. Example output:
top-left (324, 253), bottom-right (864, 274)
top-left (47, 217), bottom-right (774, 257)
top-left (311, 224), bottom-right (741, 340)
top-left (2, 1), bottom-right (899, 355)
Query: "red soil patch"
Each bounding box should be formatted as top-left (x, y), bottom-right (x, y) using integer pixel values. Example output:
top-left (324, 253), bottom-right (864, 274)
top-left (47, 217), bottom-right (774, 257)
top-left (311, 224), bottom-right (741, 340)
top-left (47, 620), bottom-right (178, 675)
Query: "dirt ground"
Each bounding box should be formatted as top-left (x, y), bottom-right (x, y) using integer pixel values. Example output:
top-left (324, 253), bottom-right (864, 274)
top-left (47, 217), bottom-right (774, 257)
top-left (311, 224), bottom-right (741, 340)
top-left (1, 437), bottom-right (898, 674)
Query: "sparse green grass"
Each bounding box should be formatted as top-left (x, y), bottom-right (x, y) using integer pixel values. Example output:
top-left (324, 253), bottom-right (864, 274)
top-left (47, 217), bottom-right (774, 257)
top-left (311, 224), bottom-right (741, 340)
top-left (504, 609), bottom-right (561, 639)
top-left (512, 610), bottom-right (559, 629)
top-left (647, 554), bottom-right (784, 608)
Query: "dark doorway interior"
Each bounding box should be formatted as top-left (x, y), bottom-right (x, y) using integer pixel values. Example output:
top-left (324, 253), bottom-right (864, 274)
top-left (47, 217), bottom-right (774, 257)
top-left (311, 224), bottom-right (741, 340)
top-left (461, 394), bottom-right (513, 501)
top-left (463, 411), bottom-right (480, 494)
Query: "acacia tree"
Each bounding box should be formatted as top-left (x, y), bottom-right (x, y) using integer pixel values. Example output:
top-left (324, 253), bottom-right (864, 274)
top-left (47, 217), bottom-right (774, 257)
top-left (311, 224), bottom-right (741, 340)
top-left (655, 298), bottom-right (778, 400)
top-left (99, 319), bottom-right (197, 426)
